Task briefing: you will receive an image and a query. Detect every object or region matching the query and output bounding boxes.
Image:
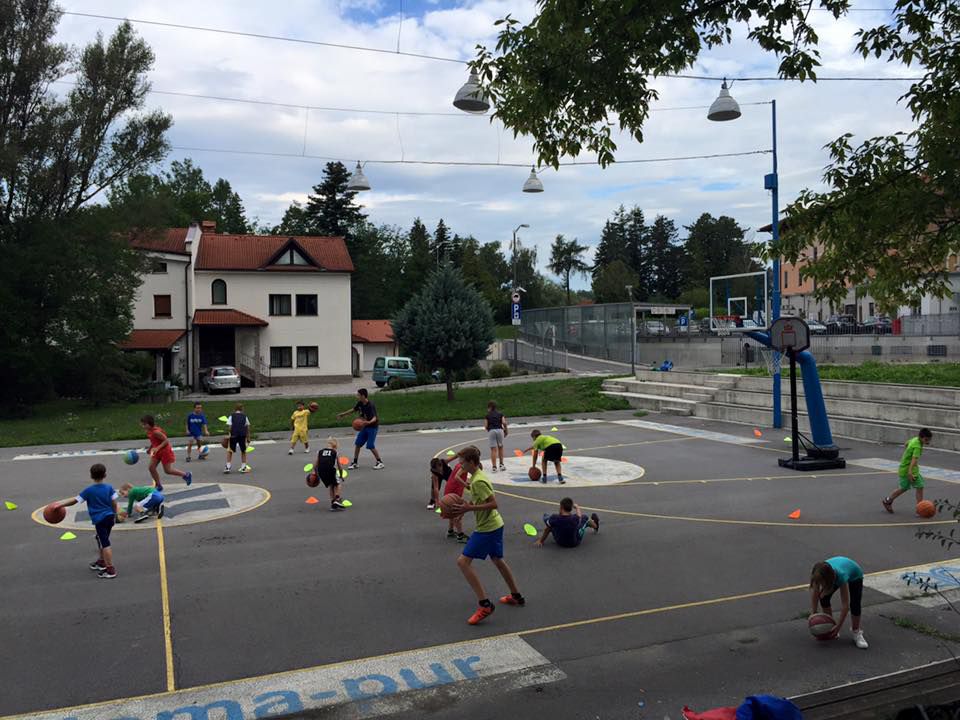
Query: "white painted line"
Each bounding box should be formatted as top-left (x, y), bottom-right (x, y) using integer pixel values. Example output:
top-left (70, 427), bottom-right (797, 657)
top-left (848, 458), bottom-right (960, 484)
top-left (13, 440), bottom-right (278, 461)
top-left (611, 419), bottom-right (765, 446)
top-left (866, 557), bottom-right (960, 609)
top-left (492, 455), bottom-right (644, 488)
top-left (22, 635), bottom-right (563, 720)
top-left (418, 419), bottom-right (602, 434)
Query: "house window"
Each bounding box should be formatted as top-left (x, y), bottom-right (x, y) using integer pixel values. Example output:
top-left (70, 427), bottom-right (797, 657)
top-left (150, 260), bottom-right (168, 274)
top-left (154, 295), bottom-right (172, 318)
top-left (296, 294), bottom-right (318, 316)
top-left (297, 346), bottom-right (319, 367)
top-left (868, 302), bottom-right (875, 318)
top-left (211, 279), bottom-right (227, 305)
top-left (270, 346), bottom-right (292, 368)
top-left (783, 271), bottom-right (789, 289)
top-left (269, 294), bottom-right (291, 316)
top-left (275, 247), bottom-right (311, 265)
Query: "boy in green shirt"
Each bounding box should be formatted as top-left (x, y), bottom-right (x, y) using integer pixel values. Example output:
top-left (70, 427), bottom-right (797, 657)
top-left (524, 429), bottom-right (565, 484)
top-left (883, 428), bottom-right (932, 513)
top-left (118, 483), bottom-right (165, 524)
top-left (450, 445), bottom-right (525, 625)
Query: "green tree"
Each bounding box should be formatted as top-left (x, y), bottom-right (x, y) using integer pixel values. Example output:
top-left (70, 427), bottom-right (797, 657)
top-left (432, 219), bottom-right (451, 266)
top-left (303, 161), bottom-right (367, 237)
top-left (592, 207), bottom-right (629, 280)
top-left (392, 265), bottom-right (495, 401)
top-left (683, 214), bottom-right (759, 291)
top-left (460, 237), bottom-right (511, 322)
top-left (647, 215), bottom-right (686, 299)
top-left (210, 178), bottom-right (249, 233)
top-left (548, 234), bottom-right (590, 305)
top-left (0, 4), bottom-right (171, 411)
top-left (164, 159), bottom-right (212, 223)
top-left (592, 260), bottom-right (639, 304)
top-left (273, 200), bottom-right (311, 235)
top-left (404, 218), bottom-right (434, 294)
top-left (349, 223), bottom-right (407, 319)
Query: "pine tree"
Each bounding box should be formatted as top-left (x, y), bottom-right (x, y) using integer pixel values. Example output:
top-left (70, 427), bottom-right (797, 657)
top-left (592, 206), bottom-right (629, 280)
top-left (646, 215), bottom-right (685, 299)
top-left (273, 201), bottom-right (311, 236)
top-left (623, 206), bottom-right (650, 299)
top-left (304, 161), bottom-right (367, 237)
top-left (404, 218), bottom-right (434, 296)
top-left (210, 178), bottom-right (249, 233)
top-left (432, 219), bottom-right (451, 266)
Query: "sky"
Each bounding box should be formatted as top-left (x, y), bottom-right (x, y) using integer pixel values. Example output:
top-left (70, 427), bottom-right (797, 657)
top-left (53, 1), bottom-right (919, 290)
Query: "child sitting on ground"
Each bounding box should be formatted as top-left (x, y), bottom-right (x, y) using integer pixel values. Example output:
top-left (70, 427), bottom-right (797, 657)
top-left (535, 497), bottom-right (599, 548)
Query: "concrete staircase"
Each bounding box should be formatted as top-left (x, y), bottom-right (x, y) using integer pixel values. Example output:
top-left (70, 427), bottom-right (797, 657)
top-left (602, 370), bottom-right (960, 450)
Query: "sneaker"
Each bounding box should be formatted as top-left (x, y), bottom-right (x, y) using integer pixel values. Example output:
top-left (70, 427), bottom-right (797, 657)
top-left (238, 465), bottom-right (251, 474)
top-left (185, 456), bottom-right (192, 462)
top-left (184, 471), bottom-right (192, 486)
top-left (373, 461), bottom-right (385, 470)
top-left (288, 449), bottom-right (294, 455)
top-left (98, 567), bottom-right (117, 579)
top-left (157, 503), bottom-right (165, 520)
top-left (332, 498), bottom-right (346, 509)
top-left (499, 464), bottom-right (506, 472)
top-left (456, 533), bottom-right (469, 543)
top-left (591, 513), bottom-right (600, 533)
top-left (133, 512), bottom-right (151, 524)
top-left (540, 475), bottom-right (547, 484)
top-left (447, 529), bottom-right (457, 539)
top-left (882, 497), bottom-right (893, 513)
top-left (427, 502), bottom-right (436, 510)
top-left (467, 604), bottom-right (495, 625)
top-left (89, 560), bottom-right (106, 571)
top-left (491, 466), bottom-right (497, 473)
top-left (348, 462), bottom-right (359, 470)
top-left (198, 454), bottom-right (207, 461)
top-left (853, 630), bottom-right (869, 649)
top-left (223, 465), bottom-right (231, 474)
top-left (558, 476), bottom-right (566, 484)
top-left (155, 482), bottom-right (163, 492)
top-left (304, 448), bottom-right (310, 454)
top-left (499, 594), bottom-right (525, 606)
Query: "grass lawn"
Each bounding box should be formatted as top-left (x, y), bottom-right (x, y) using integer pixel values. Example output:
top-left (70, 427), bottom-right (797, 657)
top-left (717, 361), bottom-right (960, 387)
top-left (495, 324), bottom-right (518, 340)
top-left (0, 377), bottom-right (628, 448)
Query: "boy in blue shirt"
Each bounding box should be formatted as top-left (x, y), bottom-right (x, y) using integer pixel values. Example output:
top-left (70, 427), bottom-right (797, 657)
top-left (535, 497), bottom-right (600, 548)
top-left (185, 402), bottom-right (209, 462)
top-left (53, 463), bottom-right (120, 579)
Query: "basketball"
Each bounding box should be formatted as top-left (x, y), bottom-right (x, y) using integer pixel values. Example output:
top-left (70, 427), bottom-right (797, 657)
top-left (528, 467), bottom-right (542, 482)
top-left (122, 449), bottom-right (139, 465)
top-left (352, 418), bottom-right (365, 431)
top-left (917, 500), bottom-right (936, 518)
top-left (439, 493), bottom-right (464, 519)
top-left (808, 613), bottom-right (836, 640)
top-left (221, 437), bottom-right (229, 449)
top-left (306, 472), bottom-right (319, 488)
top-left (199, 445), bottom-right (209, 457)
top-left (43, 503), bottom-right (65, 524)
top-left (309, 401), bottom-right (319, 413)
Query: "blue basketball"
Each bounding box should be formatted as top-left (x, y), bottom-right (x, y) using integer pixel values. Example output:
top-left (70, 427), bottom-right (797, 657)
top-left (123, 449), bottom-right (139, 465)
top-left (199, 445), bottom-right (209, 457)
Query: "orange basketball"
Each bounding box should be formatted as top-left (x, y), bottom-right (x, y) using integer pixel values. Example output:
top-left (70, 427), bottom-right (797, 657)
top-left (528, 466), bottom-right (542, 482)
top-left (43, 503), bottom-right (66, 524)
top-left (306, 472), bottom-right (319, 488)
top-left (308, 402), bottom-right (319, 413)
top-left (221, 437), bottom-right (229, 449)
top-left (352, 418), bottom-right (365, 431)
top-left (917, 500), bottom-right (936, 518)
top-left (439, 493), bottom-right (464, 519)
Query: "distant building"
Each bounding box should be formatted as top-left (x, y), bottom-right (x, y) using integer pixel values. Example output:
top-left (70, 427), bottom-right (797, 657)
top-left (351, 320), bottom-right (399, 374)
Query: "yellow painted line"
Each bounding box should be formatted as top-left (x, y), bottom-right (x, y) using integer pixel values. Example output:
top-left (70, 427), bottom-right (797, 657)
top-left (157, 521), bottom-right (176, 692)
top-left (495, 488), bottom-right (956, 528)
top-left (565, 437), bottom-right (698, 453)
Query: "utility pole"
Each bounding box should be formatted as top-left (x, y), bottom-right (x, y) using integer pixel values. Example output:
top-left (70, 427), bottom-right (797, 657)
top-left (511, 223), bottom-right (529, 370)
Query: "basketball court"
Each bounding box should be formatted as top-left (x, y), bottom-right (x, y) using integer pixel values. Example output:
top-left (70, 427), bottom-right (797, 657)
top-left (2, 412), bottom-right (960, 719)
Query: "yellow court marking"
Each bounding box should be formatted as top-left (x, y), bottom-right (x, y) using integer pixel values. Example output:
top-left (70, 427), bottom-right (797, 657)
top-left (156, 521), bottom-right (176, 692)
top-left (495, 488), bottom-right (955, 528)
top-left (565, 437), bottom-right (698, 453)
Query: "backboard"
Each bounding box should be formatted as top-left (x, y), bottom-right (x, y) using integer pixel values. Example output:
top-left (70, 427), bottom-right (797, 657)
top-left (769, 316), bottom-right (810, 353)
top-left (709, 270), bottom-right (770, 332)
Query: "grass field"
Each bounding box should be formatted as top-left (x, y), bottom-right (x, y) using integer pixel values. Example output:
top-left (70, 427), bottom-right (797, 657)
top-left (719, 361), bottom-right (960, 387)
top-left (495, 324), bottom-right (518, 339)
top-left (0, 377), bottom-right (627, 448)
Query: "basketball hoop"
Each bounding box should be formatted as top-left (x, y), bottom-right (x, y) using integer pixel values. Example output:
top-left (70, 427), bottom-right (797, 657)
top-left (758, 346), bottom-right (782, 376)
top-left (712, 315), bottom-right (738, 337)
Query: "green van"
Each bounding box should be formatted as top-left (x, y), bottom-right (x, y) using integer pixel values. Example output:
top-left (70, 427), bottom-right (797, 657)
top-left (372, 356), bottom-right (417, 387)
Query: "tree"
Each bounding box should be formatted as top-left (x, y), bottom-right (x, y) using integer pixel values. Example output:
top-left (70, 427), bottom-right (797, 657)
top-left (647, 215), bottom-right (686, 299)
top-left (392, 265), bottom-right (495, 401)
top-left (548, 235), bottom-right (590, 305)
top-left (683, 214), bottom-right (759, 291)
top-left (432, 219), bottom-right (451, 266)
top-left (592, 207), bottom-right (629, 280)
top-left (404, 218), bottom-right (434, 294)
top-left (348, 223), bottom-right (407, 319)
top-left (164, 159), bottom-right (212, 223)
top-left (273, 201), bottom-right (311, 236)
top-left (303, 161), bottom-right (367, 237)
top-left (0, 3), bottom-right (171, 411)
top-left (210, 178), bottom-right (249, 233)
top-left (592, 260), bottom-right (639, 304)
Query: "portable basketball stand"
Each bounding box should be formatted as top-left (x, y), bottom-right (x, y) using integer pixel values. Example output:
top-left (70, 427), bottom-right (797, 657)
top-left (770, 317), bottom-right (846, 472)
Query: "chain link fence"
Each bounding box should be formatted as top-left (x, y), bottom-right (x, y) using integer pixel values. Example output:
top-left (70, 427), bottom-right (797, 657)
top-left (520, 303), bottom-right (635, 364)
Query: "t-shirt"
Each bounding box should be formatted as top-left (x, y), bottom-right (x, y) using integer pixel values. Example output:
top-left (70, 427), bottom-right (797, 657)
top-left (125, 485), bottom-right (155, 515)
top-left (226, 412), bottom-right (250, 438)
top-left (826, 556), bottom-right (863, 587)
top-left (532, 434), bottom-right (560, 451)
top-left (354, 400), bottom-right (378, 427)
top-left (77, 483), bottom-right (118, 524)
top-left (187, 412), bottom-right (207, 436)
top-left (547, 513), bottom-right (583, 548)
top-left (445, 464), bottom-right (466, 497)
top-left (291, 409), bottom-right (311, 432)
top-left (899, 436), bottom-right (924, 476)
top-left (147, 426), bottom-right (168, 449)
top-left (317, 447), bottom-right (338, 473)
top-left (467, 470), bottom-right (503, 532)
top-left (486, 411), bottom-right (504, 430)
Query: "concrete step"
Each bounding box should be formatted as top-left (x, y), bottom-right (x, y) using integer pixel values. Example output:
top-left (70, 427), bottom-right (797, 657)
top-left (600, 391), bottom-right (696, 416)
top-left (602, 378), bottom-right (717, 400)
top-left (733, 373), bottom-right (960, 408)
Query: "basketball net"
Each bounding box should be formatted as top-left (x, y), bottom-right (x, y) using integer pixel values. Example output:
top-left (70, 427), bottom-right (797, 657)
top-left (758, 346), bottom-right (782, 376)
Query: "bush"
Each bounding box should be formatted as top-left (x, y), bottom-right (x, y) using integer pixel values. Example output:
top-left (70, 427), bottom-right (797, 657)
top-left (416, 372), bottom-right (438, 386)
top-left (489, 363), bottom-right (511, 379)
top-left (465, 366), bottom-right (486, 382)
top-left (384, 377), bottom-right (420, 391)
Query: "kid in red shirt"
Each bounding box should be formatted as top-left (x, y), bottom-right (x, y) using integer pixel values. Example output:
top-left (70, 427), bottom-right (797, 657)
top-left (141, 414), bottom-right (192, 491)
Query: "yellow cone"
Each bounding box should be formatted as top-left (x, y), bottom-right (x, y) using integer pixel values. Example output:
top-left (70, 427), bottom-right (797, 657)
top-left (59, 532), bottom-right (77, 541)
top-left (4, 501), bottom-right (16, 511)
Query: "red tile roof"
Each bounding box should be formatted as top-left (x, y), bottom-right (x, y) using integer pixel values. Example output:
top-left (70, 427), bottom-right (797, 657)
top-left (121, 329), bottom-right (185, 350)
top-left (193, 309), bottom-right (268, 326)
top-left (196, 234), bottom-right (354, 272)
top-left (351, 320), bottom-right (394, 343)
top-left (130, 228), bottom-right (189, 255)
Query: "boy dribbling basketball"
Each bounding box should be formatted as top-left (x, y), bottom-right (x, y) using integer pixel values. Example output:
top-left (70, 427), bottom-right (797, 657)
top-left (141, 415), bottom-right (192, 491)
top-left (449, 445), bottom-right (525, 624)
top-left (883, 428), bottom-right (932, 514)
top-left (52, 463), bottom-right (119, 578)
top-left (525, 430), bottom-right (565, 484)
top-left (312, 437), bottom-right (347, 510)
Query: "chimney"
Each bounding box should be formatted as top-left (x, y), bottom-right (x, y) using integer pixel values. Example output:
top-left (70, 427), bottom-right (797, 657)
top-left (200, 220), bottom-right (216, 234)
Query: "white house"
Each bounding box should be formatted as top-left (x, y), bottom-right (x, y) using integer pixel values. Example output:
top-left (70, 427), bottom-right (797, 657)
top-left (124, 221), bottom-right (354, 388)
top-left (351, 320), bottom-right (399, 374)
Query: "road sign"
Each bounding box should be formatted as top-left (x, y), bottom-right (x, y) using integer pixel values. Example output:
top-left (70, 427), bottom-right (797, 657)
top-left (511, 291), bottom-right (521, 304)
top-left (678, 315), bottom-right (688, 327)
top-left (511, 302), bottom-right (521, 326)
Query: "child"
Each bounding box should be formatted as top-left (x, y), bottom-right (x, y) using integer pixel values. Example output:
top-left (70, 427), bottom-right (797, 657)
top-left (335, 388), bottom-right (384, 470)
top-left (524, 429), bottom-right (565, 484)
top-left (484, 401), bottom-right (508, 472)
top-left (535, 497), bottom-right (600, 548)
top-left (428, 457), bottom-right (452, 510)
top-left (449, 445), bottom-right (524, 625)
top-left (52, 463), bottom-right (119, 578)
top-left (185, 402), bottom-right (209, 462)
top-left (289, 401), bottom-right (311, 455)
top-left (117, 482), bottom-right (165, 524)
top-left (224, 403), bottom-right (251, 474)
top-left (809, 556), bottom-right (868, 649)
top-left (443, 460), bottom-right (469, 543)
top-left (883, 428), bottom-right (933, 513)
top-left (141, 415), bottom-right (192, 491)
top-left (312, 437), bottom-right (347, 510)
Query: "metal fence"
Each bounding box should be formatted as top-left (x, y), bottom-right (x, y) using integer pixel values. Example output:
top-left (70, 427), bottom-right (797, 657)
top-left (499, 336), bottom-right (569, 372)
top-left (520, 303), bottom-right (635, 364)
top-left (901, 313), bottom-right (960, 336)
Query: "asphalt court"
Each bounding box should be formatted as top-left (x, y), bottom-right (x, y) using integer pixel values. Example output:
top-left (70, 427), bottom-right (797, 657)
top-left (3, 414), bottom-right (960, 718)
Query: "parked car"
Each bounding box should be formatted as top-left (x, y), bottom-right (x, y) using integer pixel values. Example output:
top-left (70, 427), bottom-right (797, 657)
top-left (806, 319), bottom-right (828, 335)
top-left (639, 320), bottom-right (667, 336)
top-left (373, 356), bottom-right (416, 387)
top-left (862, 315), bottom-right (893, 334)
top-left (201, 366), bottom-right (241, 394)
top-left (826, 314), bottom-right (858, 334)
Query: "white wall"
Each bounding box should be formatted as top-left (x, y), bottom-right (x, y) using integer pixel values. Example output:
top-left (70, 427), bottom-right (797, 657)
top-left (359, 342), bottom-right (398, 371)
top-left (132, 254), bottom-right (189, 329)
top-left (195, 271), bottom-right (352, 378)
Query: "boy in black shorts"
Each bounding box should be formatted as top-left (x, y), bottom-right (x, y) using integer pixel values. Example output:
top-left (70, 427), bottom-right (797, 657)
top-left (525, 430), bottom-right (565, 484)
top-left (314, 437), bottom-right (347, 510)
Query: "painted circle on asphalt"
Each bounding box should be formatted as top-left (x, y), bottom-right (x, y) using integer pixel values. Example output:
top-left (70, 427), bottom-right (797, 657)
top-left (31, 482), bottom-right (270, 531)
top-left (492, 455), bottom-right (644, 487)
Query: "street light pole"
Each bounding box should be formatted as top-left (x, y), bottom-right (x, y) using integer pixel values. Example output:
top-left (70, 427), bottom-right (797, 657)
top-left (625, 285), bottom-right (635, 376)
top-left (512, 223), bottom-right (529, 370)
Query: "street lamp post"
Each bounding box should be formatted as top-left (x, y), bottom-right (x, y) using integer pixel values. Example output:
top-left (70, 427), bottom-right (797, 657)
top-left (512, 223), bottom-right (529, 370)
top-left (708, 83), bottom-right (782, 428)
top-left (625, 285), bottom-right (635, 376)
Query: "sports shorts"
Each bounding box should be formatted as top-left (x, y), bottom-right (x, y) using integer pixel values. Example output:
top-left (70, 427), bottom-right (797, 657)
top-left (899, 472), bottom-right (924, 490)
top-left (229, 436), bottom-right (247, 453)
top-left (488, 429), bottom-right (505, 448)
top-left (542, 442), bottom-right (563, 463)
top-left (95, 515), bottom-right (116, 549)
top-left (291, 428), bottom-right (309, 444)
top-left (319, 469), bottom-right (339, 489)
top-left (462, 526), bottom-right (504, 560)
top-left (355, 425), bottom-right (378, 449)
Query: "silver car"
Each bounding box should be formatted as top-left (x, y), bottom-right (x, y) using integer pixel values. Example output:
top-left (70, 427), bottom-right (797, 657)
top-left (202, 366), bottom-right (241, 394)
